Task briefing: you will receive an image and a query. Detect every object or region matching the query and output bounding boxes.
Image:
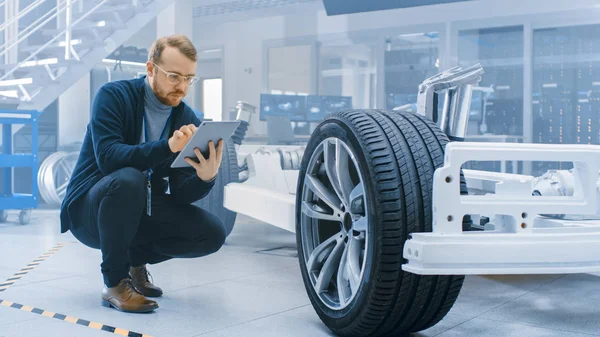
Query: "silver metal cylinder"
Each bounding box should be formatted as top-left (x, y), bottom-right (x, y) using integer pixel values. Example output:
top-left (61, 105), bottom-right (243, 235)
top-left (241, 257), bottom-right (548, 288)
top-left (236, 101), bottom-right (256, 123)
top-left (438, 88), bottom-right (455, 132)
top-left (446, 84), bottom-right (473, 140)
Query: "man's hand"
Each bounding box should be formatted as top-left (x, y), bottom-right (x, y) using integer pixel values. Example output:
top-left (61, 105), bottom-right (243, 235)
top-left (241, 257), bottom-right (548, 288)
top-left (168, 124), bottom-right (197, 153)
top-left (184, 139), bottom-right (224, 182)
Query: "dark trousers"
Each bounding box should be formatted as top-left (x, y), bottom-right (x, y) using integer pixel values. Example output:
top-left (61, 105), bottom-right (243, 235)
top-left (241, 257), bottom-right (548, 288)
top-left (69, 167), bottom-right (226, 288)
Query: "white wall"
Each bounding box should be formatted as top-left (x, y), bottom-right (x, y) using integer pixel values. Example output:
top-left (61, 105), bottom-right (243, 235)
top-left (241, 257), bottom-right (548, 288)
top-left (192, 0), bottom-right (600, 135)
top-left (58, 73), bottom-right (90, 147)
top-left (124, 19), bottom-right (157, 50)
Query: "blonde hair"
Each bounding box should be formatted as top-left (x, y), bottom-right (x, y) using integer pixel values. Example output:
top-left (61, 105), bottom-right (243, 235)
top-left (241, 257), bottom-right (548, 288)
top-left (148, 35), bottom-right (197, 65)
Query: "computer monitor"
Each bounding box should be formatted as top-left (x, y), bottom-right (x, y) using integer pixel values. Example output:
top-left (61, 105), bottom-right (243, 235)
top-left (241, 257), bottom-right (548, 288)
top-left (306, 95), bottom-right (353, 121)
top-left (260, 94), bottom-right (307, 122)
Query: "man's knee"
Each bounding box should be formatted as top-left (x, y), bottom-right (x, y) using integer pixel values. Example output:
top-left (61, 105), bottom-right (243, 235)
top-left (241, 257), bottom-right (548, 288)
top-left (107, 167), bottom-right (146, 199)
top-left (206, 218), bottom-right (226, 254)
top-left (188, 216), bottom-right (226, 257)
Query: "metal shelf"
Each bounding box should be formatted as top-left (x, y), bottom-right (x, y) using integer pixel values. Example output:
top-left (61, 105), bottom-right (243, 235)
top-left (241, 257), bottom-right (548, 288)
top-left (0, 109), bottom-right (41, 225)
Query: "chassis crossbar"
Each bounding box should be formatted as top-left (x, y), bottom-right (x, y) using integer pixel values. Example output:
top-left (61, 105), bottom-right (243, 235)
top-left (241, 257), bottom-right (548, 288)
top-left (403, 230), bottom-right (600, 275)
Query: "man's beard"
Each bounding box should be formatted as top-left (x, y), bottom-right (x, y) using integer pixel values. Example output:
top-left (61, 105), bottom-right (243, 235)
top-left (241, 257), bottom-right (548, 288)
top-left (156, 86), bottom-right (184, 106)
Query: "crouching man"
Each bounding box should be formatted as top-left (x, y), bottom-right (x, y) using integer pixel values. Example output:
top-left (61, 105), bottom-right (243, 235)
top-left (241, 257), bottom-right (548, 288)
top-left (59, 35), bottom-right (226, 313)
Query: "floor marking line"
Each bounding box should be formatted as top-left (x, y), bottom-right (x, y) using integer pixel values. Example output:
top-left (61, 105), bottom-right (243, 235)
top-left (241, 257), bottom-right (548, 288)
top-left (0, 243), bottom-right (66, 292)
top-left (0, 299), bottom-right (153, 337)
top-left (0, 242), bottom-right (153, 337)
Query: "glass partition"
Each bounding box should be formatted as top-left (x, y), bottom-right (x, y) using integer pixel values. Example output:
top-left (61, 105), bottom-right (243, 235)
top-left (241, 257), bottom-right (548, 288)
top-left (318, 41), bottom-right (377, 110)
top-left (384, 32), bottom-right (440, 110)
top-left (532, 23), bottom-right (600, 175)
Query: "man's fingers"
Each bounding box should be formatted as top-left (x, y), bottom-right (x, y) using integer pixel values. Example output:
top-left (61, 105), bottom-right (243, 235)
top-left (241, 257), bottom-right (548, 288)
top-left (185, 157), bottom-right (200, 170)
top-left (194, 148), bottom-right (207, 164)
top-left (216, 139), bottom-right (224, 164)
top-left (174, 130), bottom-right (184, 139)
top-left (180, 125), bottom-right (193, 138)
top-left (189, 124), bottom-right (198, 133)
top-left (208, 141), bottom-right (216, 160)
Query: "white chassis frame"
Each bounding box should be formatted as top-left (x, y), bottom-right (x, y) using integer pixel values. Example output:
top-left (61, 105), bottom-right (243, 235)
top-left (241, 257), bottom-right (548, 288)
top-left (403, 141), bottom-right (600, 275)
top-left (225, 141), bottom-right (600, 276)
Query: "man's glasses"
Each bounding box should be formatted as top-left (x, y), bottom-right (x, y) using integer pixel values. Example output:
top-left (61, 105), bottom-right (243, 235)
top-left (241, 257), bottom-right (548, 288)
top-left (152, 63), bottom-right (199, 86)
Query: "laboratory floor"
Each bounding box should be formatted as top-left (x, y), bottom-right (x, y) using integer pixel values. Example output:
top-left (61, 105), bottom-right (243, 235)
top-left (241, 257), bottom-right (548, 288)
top-left (0, 209), bottom-right (599, 337)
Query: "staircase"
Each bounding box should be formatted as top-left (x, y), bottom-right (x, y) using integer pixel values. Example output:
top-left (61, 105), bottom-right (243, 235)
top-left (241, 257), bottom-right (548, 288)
top-left (0, 0), bottom-right (175, 112)
top-left (0, 0), bottom-right (175, 198)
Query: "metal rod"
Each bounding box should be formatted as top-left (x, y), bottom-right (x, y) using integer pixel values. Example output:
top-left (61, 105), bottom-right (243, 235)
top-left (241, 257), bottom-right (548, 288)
top-left (0, 2), bottom-right (61, 52)
top-left (0, 0), bottom-right (44, 34)
top-left (65, 0), bottom-right (71, 60)
top-left (0, 0), bottom-right (76, 59)
top-left (31, 114), bottom-right (38, 204)
top-left (0, 0), bottom-right (108, 82)
top-left (2, 123), bottom-right (13, 197)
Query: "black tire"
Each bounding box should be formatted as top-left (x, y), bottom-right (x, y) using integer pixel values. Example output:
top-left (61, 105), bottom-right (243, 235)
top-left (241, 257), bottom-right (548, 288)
top-left (193, 138), bottom-right (239, 237)
top-left (295, 109), bottom-right (469, 337)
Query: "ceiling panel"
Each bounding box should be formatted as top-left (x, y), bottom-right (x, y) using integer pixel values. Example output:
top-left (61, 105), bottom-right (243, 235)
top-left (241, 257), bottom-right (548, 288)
top-left (322, 0), bottom-right (476, 16)
top-left (193, 0), bottom-right (318, 17)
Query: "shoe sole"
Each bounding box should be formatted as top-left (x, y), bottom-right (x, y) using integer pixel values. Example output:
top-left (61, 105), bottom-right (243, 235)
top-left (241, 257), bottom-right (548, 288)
top-left (101, 299), bottom-right (158, 313)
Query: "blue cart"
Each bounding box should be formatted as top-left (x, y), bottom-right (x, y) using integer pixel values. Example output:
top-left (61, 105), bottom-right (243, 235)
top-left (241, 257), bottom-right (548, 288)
top-left (0, 108), bottom-right (40, 225)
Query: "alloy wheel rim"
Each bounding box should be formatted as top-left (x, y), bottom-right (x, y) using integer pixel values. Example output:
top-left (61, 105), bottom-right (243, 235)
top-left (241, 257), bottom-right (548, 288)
top-left (300, 137), bottom-right (369, 310)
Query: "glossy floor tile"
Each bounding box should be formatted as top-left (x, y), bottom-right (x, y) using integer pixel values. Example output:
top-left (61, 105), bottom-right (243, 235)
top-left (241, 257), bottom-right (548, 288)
top-left (0, 209), bottom-right (599, 337)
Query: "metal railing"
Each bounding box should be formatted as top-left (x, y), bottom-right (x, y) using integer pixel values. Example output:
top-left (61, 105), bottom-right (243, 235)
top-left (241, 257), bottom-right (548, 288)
top-left (0, 0), bottom-right (110, 82)
top-left (0, 0), bottom-right (149, 103)
top-left (0, 0), bottom-right (67, 54)
top-left (0, 0), bottom-right (45, 34)
top-left (0, 0), bottom-right (81, 60)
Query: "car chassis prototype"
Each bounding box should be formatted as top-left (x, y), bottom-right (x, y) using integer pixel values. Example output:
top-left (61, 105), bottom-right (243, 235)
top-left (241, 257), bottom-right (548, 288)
top-left (223, 64), bottom-right (600, 337)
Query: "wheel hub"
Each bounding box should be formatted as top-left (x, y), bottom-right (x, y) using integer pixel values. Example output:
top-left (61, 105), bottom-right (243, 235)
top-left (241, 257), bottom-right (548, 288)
top-left (342, 213), bottom-right (352, 232)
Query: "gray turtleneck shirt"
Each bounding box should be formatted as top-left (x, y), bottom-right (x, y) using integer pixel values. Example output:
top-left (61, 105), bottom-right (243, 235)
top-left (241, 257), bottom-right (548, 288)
top-left (140, 77), bottom-right (172, 144)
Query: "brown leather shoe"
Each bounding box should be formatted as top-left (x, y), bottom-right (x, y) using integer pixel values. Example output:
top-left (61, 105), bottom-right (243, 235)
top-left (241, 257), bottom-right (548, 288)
top-left (101, 279), bottom-right (158, 313)
top-left (130, 265), bottom-right (163, 298)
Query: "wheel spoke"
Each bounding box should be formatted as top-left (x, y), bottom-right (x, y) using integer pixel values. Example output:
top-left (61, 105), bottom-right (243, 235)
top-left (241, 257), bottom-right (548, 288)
top-left (301, 201), bottom-right (341, 222)
top-left (315, 233), bottom-right (346, 293)
top-left (306, 231), bottom-right (343, 274)
top-left (352, 216), bottom-right (368, 232)
top-left (346, 236), bottom-right (362, 294)
top-left (323, 140), bottom-right (347, 208)
top-left (336, 242), bottom-right (351, 306)
top-left (305, 175), bottom-right (343, 215)
top-left (56, 181), bottom-right (69, 198)
top-left (335, 141), bottom-right (354, 207)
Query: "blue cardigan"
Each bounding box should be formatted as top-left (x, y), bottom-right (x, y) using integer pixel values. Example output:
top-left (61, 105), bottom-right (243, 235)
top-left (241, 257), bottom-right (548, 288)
top-left (59, 76), bottom-right (215, 234)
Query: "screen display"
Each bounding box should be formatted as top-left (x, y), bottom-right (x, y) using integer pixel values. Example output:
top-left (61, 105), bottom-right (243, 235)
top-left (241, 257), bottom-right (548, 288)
top-left (260, 94), bottom-right (307, 121)
top-left (306, 95), bottom-right (353, 121)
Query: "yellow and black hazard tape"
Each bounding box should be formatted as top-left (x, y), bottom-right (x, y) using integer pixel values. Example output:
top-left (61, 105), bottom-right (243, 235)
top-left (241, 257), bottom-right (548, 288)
top-left (0, 243), bottom-right (154, 337)
top-left (0, 299), bottom-right (152, 337)
top-left (0, 243), bottom-right (66, 292)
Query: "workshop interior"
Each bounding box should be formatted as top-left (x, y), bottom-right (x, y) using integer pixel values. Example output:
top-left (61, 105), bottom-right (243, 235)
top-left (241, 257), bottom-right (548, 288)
top-left (2, 0), bottom-right (600, 336)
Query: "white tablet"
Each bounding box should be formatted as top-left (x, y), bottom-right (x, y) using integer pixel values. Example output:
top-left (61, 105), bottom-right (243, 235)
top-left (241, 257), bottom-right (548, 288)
top-left (170, 121), bottom-right (241, 168)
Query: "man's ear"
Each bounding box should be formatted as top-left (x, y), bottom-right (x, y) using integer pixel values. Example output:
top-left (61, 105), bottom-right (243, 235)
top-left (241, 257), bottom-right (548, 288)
top-left (146, 61), bottom-right (154, 78)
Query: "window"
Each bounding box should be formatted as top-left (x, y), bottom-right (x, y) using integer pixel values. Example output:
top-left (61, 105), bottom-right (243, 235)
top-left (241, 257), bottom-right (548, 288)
top-left (385, 32), bottom-right (440, 110)
top-left (202, 78), bottom-right (222, 121)
top-left (319, 41), bottom-right (377, 110)
top-left (458, 26), bottom-right (524, 137)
